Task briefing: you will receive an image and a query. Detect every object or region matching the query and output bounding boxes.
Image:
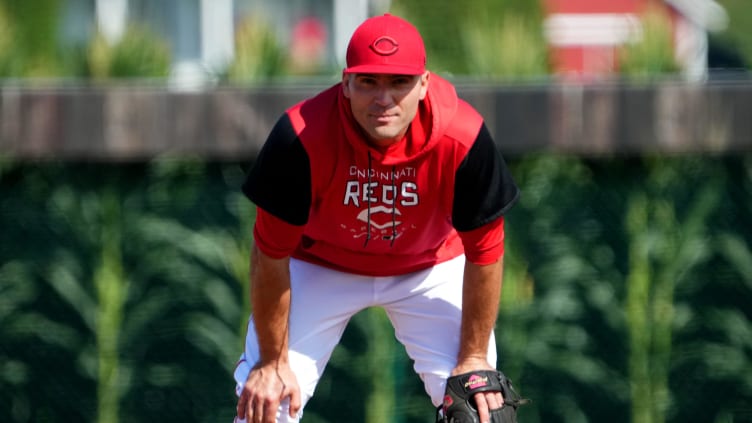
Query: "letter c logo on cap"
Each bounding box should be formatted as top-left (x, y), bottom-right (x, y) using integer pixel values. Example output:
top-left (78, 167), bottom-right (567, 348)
top-left (370, 36), bottom-right (399, 56)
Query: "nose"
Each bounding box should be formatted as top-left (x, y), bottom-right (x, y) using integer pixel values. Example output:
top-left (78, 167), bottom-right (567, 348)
top-left (373, 84), bottom-right (393, 106)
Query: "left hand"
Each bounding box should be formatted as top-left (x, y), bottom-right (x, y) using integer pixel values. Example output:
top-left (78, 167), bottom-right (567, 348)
top-left (451, 356), bottom-right (505, 423)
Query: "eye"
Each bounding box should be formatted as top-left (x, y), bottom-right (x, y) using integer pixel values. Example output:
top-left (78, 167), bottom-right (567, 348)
top-left (391, 76), bottom-right (414, 87)
top-left (356, 76), bottom-right (377, 86)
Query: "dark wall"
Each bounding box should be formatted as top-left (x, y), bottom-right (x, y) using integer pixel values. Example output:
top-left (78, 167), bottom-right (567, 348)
top-left (2, 80), bottom-right (751, 160)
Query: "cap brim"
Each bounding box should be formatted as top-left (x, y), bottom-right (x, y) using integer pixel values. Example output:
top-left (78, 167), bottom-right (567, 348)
top-left (344, 64), bottom-right (425, 75)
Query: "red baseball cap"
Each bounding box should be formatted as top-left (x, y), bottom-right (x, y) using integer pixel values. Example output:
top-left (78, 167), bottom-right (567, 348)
top-left (344, 14), bottom-right (426, 75)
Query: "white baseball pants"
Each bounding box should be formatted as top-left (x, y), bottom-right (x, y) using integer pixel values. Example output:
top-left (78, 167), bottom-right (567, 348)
top-left (233, 255), bottom-right (497, 422)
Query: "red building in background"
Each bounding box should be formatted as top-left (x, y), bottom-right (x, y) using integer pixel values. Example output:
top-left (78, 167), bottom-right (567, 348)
top-left (543, 0), bottom-right (727, 81)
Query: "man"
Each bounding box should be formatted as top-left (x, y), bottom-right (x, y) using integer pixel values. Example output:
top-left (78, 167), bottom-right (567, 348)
top-left (234, 13), bottom-right (520, 423)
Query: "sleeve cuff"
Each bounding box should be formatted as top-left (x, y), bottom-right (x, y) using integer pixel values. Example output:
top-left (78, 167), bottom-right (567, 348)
top-left (457, 217), bottom-right (505, 265)
top-left (253, 207), bottom-right (305, 259)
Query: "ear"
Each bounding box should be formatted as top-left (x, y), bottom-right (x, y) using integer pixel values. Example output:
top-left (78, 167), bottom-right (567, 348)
top-left (342, 73), bottom-right (351, 98)
top-left (418, 71), bottom-right (430, 100)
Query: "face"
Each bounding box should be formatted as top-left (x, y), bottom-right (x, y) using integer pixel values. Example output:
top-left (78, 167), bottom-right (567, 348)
top-left (342, 72), bottom-right (430, 148)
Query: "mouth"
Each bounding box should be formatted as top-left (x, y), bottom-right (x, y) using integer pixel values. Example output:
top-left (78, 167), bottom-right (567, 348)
top-left (371, 113), bottom-right (398, 124)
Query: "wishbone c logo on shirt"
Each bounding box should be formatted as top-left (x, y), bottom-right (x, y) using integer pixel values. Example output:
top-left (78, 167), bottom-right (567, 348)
top-left (357, 206), bottom-right (402, 230)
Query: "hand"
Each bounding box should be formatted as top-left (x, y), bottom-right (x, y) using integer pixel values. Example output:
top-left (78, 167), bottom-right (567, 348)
top-left (451, 356), bottom-right (504, 423)
top-left (237, 361), bottom-right (301, 423)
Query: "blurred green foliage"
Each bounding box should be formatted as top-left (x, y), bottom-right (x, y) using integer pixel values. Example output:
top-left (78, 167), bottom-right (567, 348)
top-left (500, 155), bottom-right (752, 423)
top-left (226, 16), bottom-right (289, 83)
top-left (0, 161), bottom-right (254, 422)
top-left (86, 25), bottom-right (171, 80)
top-left (1, 156), bottom-right (750, 422)
top-left (619, 6), bottom-right (679, 79)
top-left (0, 4), bottom-right (17, 76)
top-left (0, 0), bottom-right (171, 79)
top-left (0, 0), bottom-right (61, 77)
top-left (0, 0), bottom-right (750, 80)
top-left (391, 0), bottom-right (549, 79)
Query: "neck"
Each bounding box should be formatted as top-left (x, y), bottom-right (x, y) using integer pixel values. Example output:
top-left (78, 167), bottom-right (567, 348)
top-left (364, 125), bottom-right (411, 151)
top-left (367, 136), bottom-right (402, 152)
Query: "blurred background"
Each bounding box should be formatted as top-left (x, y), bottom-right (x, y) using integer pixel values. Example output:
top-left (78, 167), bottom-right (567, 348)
top-left (0, 0), bottom-right (751, 422)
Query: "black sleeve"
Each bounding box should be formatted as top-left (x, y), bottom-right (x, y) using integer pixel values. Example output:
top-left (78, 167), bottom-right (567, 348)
top-left (242, 114), bottom-right (311, 226)
top-left (452, 123), bottom-right (520, 231)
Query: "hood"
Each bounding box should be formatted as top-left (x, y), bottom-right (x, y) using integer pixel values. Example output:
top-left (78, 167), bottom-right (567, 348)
top-left (338, 72), bottom-right (459, 166)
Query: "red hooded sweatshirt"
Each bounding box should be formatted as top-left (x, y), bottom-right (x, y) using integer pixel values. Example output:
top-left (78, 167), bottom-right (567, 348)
top-left (243, 73), bottom-right (519, 276)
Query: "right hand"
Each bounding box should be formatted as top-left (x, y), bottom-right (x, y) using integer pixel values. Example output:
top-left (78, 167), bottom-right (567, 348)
top-left (236, 361), bottom-right (301, 423)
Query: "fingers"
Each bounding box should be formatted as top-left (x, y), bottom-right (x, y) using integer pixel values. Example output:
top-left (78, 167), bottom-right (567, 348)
top-left (237, 389), bottom-right (248, 420)
top-left (252, 398), bottom-right (262, 422)
top-left (474, 391), bottom-right (506, 423)
top-left (475, 393), bottom-right (491, 423)
top-left (237, 365), bottom-right (302, 422)
top-left (492, 391), bottom-right (504, 408)
top-left (238, 389), bottom-right (300, 422)
top-left (241, 396), bottom-right (279, 423)
top-left (259, 397), bottom-right (273, 423)
top-left (288, 386), bottom-right (302, 417)
top-left (237, 389), bottom-right (277, 423)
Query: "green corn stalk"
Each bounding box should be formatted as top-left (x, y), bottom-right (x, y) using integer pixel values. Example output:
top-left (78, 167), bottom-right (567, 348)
top-left (230, 197), bottom-right (255, 350)
top-left (625, 160), bottom-right (719, 423)
top-left (625, 193), bottom-right (653, 423)
top-left (94, 191), bottom-right (127, 423)
top-left (366, 308), bottom-right (397, 423)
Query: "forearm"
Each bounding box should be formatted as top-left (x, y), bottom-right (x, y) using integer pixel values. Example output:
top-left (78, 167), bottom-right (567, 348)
top-left (250, 242), bottom-right (292, 366)
top-left (457, 258), bottom-right (503, 363)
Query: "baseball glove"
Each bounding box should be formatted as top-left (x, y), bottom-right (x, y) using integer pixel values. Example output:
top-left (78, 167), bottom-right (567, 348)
top-left (437, 370), bottom-right (529, 423)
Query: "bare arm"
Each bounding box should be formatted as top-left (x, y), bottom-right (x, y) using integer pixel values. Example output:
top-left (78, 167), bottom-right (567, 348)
top-left (236, 243), bottom-right (301, 423)
top-left (452, 258), bottom-right (505, 421)
top-left (456, 258), bottom-right (502, 366)
top-left (250, 243), bottom-right (292, 364)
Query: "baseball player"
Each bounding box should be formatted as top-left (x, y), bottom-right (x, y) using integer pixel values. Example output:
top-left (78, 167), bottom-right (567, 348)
top-left (234, 13), bottom-right (523, 423)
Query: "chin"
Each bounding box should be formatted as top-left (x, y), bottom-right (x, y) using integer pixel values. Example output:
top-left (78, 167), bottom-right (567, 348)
top-left (371, 128), bottom-right (401, 141)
